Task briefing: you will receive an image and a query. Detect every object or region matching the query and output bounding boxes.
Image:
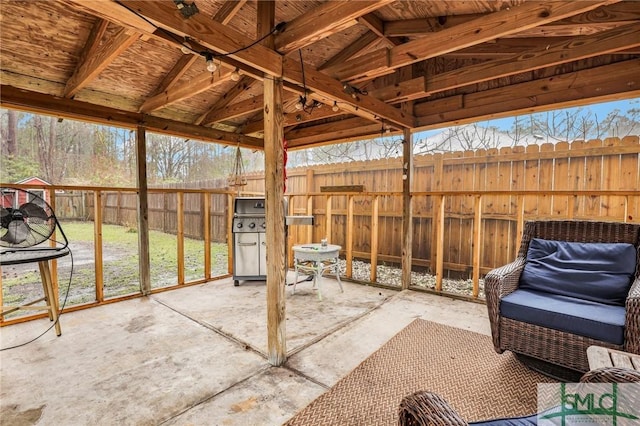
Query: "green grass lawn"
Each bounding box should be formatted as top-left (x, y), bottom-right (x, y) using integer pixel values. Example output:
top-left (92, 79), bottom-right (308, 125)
top-left (2, 221), bottom-right (229, 311)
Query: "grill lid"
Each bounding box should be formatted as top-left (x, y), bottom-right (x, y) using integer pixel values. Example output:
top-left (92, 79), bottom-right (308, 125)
top-left (234, 197), bottom-right (265, 216)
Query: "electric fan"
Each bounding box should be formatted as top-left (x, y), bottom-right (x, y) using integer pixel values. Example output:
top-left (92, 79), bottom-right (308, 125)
top-left (0, 187), bottom-right (67, 250)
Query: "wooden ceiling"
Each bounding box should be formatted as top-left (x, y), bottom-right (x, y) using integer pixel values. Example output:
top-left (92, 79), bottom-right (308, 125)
top-left (1, 0), bottom-right (639, 150)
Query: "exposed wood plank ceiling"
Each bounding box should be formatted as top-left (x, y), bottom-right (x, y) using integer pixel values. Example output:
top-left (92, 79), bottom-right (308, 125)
top-left (1, 0), bottom-right (639, 150)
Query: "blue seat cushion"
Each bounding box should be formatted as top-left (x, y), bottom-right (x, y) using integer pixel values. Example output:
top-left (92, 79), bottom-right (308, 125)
top-left (471, 413), bottom-right (537, 425)
top-left (500, 289), bottom-right (626, 345)
top-left (520, 238), bottom-right (636, 306)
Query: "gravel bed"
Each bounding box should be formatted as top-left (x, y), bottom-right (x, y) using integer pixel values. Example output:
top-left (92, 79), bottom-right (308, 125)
top-left (337, 259), bottom-right (485, 299)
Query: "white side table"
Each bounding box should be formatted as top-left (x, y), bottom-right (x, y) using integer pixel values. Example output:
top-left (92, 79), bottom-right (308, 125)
top-left (292, 243), bottom-right (343, 300)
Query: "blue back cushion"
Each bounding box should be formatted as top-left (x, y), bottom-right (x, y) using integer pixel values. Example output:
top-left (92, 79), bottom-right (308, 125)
top-left (520, 238), bottom-right (636, 306)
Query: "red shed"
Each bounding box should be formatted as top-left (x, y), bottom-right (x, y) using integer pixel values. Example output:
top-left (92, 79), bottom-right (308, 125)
top-left (1, 177), bottom-right (51, 208)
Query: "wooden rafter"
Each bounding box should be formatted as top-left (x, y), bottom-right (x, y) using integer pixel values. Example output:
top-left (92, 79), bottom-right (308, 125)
top-left (324, 1), bottom-right (618, 82)
top-left (213, 0), bottom-right (248, 24)
top-left (318, 31), bottom-right (379, 71)
top-left (64, 27), bottom-right (140, 98)
top-left (370, 23), bottom-right (640, 104)
top-left (60, 0), bottom-right (415, 128)
top-left (274, 0), bottom-right (394, 53)
top-left (384, 2), bottom-right (640, 37)
top-left (286, 117), bottom-right (383, 148)
top-left (412, 59), bottom-right (640, 128)
top-left (140, 69), bottom-right (234, 113)
top-left (243, 103), bottom-right (343, 135)
top-left (196, 76), bottom-right (254, 125)
top-left (144, 0), bottom-right (248, 109)
top-left (149, 54), bottom-right (199, 97)
top-left (358, 13), bottom-right (402, 48)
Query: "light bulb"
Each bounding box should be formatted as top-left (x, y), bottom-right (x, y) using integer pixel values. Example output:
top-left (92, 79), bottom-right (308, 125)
top-left (295, 96), bottom-right (305, 110)
top-left (180, 44), bottom-right (191, 54)
top-left (231, 69), bottom-right (241, 81)
top-left (332, 101), bottom-right (339, 112)
top-left (206, 59), bottom-right (217, 72)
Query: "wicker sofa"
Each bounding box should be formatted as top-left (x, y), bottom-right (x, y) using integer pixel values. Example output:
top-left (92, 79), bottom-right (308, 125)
top-left (398, 368), bottom-right (640, 426)
top-left (485, 220), bottom-right (640, 375)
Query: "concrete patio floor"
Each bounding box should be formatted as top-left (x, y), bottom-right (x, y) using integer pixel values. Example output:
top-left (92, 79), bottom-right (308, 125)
top-left (0, 273), bottom-right (490, 425)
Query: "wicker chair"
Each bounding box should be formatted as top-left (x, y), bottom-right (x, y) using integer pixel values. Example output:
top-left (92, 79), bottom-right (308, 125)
top-left (485, 220), bottom-right (640, 375)
top-left (398, 367), bottom-right (640, 426)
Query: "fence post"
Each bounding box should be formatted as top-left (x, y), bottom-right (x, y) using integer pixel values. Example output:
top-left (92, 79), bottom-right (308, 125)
top-left (177, 191), bottom-right (184, 285)
top-left (370, 195), bottom-right (379, 283)
top-left (434, 194), bottom-right (445, 292)
top-left (472, 195), bottom-right (482, 298)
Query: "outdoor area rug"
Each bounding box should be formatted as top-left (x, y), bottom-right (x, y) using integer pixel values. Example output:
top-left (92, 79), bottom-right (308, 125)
top-left (285, 319), bottom-right (557, 425)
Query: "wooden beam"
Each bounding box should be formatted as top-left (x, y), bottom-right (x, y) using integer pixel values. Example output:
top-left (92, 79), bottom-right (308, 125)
top-left (423, 23), bottom-right (640, 95)
top-left (63, 0), bottom-right (157, 33)
top-left (205, 95), bottom-right (265, 123)
top-left (64, 27), bottom-right (140, 97)
top-left (196, 76), bottom-right (255, 125)
top-left (213, 0), bottom-right (248, 24)
top-left (358, 13), bottom-right (402, 48)
top-left (149, 54), bottom-right (199, 96)
top-left (260, 0), bottom-right (287, 367)
top-left (0, 85), bottom-right (264, 149)
top-left (243, 102), bottom-right (342, 135)
top-left (282, 56), bottom-right (414, 129)
top-left (140, 69), bottom-right (234, 113)
top-left (415, 58), bottom-right (640, 129)
top-left (79, 18), bottom-right (110, 65)
top-left (119, 0), bottom-right (283, 77)
top-left (136, 126), bottom-right (151, 295)
top-left (324, 1), bottom-right (617, 82)
top-left (274, 0), bottom-right (393, 53)
top-left (318, 31), bottom-right (379, 71)
top-left (384, 3), bottom-right (640, 37)
top-left (285, 117), bottom-right (382, 148)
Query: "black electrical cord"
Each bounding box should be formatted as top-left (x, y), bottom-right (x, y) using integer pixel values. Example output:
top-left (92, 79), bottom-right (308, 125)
top-left (0, 249), bottom-right (74, 351)
top-left (116, 1), bottom-right (285, 61)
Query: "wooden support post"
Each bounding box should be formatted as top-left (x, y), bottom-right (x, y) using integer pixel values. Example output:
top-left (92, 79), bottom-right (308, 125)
top-left (434, 195), bottom-right (445, 292)
top-left (325, 195), bottom-right (332, 241)
top-left (136, 126), bottom-right (151, 295)
top-left (203, 193), bottom-right (211, 279)
top-left (346, 194), bottom-right (354, 278)
top-left (370, 195), bottom-right (379, 283)
top-left (260, 0), bottom-right (286, 368)
top-left (472, 195), bottom-right (482, 298)
top-left (287, 195), bottom-right (294, 268)
top-left (177, 191), bottom-right (185, 285)
top-left (227, 193), bottom-right (234, 274)
top-left (401, 127), bottom-right (413, 290)
top-left (94, 190), bottom-right (104, 302)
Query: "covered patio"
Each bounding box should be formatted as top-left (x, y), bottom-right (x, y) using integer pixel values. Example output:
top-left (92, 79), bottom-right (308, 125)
top-left (1, 0), bottom-right (640, 424)
top-left (1, 275), bottom-right (489, 425)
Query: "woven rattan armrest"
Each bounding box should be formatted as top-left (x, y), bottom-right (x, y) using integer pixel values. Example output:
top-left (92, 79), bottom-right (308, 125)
top-left (625, 278), bottom-right (640, 355)
top-left (484, 257), bottom-right (526, 352)
top-left (398, 391), bottom-right (467, 426)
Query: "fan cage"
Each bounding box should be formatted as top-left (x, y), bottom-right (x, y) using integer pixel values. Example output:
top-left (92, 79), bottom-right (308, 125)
top-left (0, 188), bottom-right (57, 248)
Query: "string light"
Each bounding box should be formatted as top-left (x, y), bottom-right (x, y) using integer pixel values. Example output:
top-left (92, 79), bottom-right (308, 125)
top-left (332, 101), bottom-right (339, 112)
top-left (231, 68), bottom-right (241, 81)
top-left (295, 96), bottom-right (305, 110)
top-left (205, 53), bottom-right (217, 72)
